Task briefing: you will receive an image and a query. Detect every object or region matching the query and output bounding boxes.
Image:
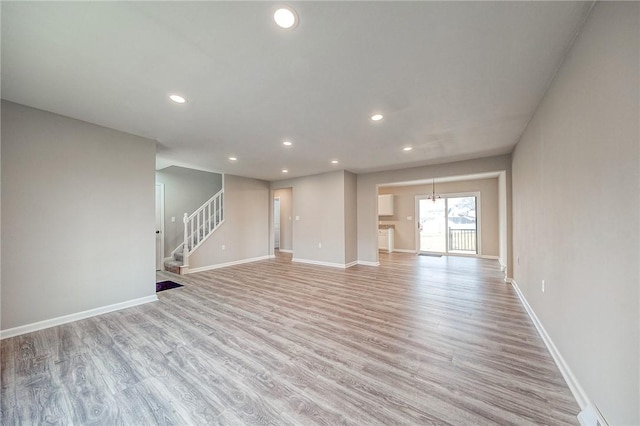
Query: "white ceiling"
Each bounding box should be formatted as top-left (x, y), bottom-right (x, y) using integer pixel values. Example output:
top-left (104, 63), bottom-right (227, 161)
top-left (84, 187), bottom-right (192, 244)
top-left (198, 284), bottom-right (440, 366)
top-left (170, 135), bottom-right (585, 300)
top-left (1, 1), bottom-right (593, 181)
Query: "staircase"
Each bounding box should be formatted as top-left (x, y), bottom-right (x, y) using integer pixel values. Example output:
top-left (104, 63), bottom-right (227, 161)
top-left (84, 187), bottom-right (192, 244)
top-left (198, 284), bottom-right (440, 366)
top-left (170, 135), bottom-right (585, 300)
top-left (164, 189), bottom-right (224, 274)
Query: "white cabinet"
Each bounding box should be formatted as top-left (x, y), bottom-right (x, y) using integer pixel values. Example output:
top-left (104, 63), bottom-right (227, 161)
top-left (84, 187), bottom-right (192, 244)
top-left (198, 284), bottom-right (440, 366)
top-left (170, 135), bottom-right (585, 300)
top-left (378, 194), bottom-right (394, 216)
top-left (378, 228), bottom-right (394, 252)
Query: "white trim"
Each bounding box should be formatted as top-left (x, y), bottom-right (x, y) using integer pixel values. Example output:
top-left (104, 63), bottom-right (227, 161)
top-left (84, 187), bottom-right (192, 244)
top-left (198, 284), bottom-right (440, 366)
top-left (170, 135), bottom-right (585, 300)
top-left (0, 295), bottom-right (158, 340)
top-left (268, 254), bottom-right (276, 259)
top-left (393, 248), bottom-right (418, 254)
top-left (292, 258), bottom-right (354, 269)
top-left (478, 255), bottom-right (499, 260)
top-left (357, 260), bottom-right (380, 267)
top-left (344, 261), bottom-right (358, 268)
top-left (509, 279), bottom-right (604, 425)
top-left (186, 255), bottom-right (271, 274)
top-left (277, 249), bottom-right (293, 253)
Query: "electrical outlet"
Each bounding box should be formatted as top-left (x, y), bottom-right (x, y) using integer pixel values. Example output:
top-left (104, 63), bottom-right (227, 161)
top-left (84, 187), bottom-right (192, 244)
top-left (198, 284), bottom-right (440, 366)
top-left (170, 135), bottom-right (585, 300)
top-left (221, 245), bottom-right (226, 251)
top-left (171, 216), bottom-right (176, 223)
top-left (517, 256), bottom-right (520, 265)
top-left (318, 242), bottom-right (322, 248)
top-left (407, 216), bottom-right (412, 220)
top-left (541, 280), bottom-right (545, 292)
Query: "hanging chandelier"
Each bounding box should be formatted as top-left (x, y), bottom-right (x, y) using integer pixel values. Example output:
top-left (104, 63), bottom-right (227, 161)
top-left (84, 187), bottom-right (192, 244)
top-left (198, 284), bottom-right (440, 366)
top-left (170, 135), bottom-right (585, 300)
top-left (427, 178), bottom-right (441, 203)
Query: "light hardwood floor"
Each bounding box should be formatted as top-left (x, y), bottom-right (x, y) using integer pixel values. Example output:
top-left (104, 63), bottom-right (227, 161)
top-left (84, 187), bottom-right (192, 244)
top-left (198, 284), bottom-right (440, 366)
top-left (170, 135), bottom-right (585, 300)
top-left (1, 252), bottom-right (579, 425)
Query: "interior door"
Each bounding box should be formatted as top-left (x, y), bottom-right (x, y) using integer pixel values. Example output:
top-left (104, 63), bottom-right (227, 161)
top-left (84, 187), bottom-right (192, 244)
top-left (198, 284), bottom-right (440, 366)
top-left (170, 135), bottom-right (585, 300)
top-left (155, 184), bottom-right (164, 270)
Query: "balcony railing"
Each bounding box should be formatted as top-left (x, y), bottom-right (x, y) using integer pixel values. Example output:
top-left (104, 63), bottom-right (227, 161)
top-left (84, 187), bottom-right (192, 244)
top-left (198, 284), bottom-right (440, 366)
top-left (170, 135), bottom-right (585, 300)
top-left (448, 228), bottom-right (476, 252)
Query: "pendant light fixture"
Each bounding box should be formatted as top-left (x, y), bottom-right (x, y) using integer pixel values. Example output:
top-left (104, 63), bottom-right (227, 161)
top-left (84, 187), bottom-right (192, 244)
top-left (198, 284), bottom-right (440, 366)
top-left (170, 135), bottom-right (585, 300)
top-left (427, 178), bottom-right (441, 203)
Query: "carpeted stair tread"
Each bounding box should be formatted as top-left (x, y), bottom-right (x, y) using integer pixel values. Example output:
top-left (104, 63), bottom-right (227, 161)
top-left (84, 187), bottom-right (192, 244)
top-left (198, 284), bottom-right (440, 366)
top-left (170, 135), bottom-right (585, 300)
top-left (164, 259), bottom-right (182, 274)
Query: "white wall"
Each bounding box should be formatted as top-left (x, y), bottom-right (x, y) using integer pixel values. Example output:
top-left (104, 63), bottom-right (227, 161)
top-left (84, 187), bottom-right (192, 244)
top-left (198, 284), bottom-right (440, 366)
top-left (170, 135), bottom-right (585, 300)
top-left (187, 174), bottom-right (270, 270)
top-left (379, 178), bottom-right (499, 256)
top-left (155, 166), bottom-right (222, 255)
top-left (512, 3), bottom-right (639, 424)
top-left (357, 155), bottom-right (512, 267)
top-left (1, 101), bottom-right (156, 331)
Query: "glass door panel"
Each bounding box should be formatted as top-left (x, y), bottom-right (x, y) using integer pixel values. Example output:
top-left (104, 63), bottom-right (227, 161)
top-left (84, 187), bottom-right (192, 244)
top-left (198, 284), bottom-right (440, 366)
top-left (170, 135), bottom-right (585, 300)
top-left (447, 196), bottom-right (477, 254)
top-left (418, 198), bottom-right (446, 252)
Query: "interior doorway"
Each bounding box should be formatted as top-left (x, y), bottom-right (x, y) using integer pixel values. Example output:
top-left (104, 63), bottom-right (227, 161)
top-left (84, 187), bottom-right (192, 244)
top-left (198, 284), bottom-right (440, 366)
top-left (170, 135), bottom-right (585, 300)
top-left (155, 183), bottom-right (165, 270)
top-left (273, 187), bottom-right (293, 254)
top-left (416, 193), bottom-right (479, 255)
top-left (274, 197), bottom-right (280, 250)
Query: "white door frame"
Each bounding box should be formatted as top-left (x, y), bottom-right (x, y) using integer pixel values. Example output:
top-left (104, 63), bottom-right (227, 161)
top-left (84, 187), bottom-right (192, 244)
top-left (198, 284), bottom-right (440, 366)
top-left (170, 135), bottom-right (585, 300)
top-left (155, 183), bottom-right (165, 270)
top-left (415, 191), bottom-right (482, 256)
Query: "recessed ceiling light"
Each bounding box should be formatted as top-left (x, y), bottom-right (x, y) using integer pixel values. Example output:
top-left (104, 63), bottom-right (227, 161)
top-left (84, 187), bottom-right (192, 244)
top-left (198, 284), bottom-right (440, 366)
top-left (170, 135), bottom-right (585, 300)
top-left (282, 169), bottom-right (289, 173)
top-left (228, 157), bottom-right (237, 161)
top-left (331, 160), bottom-right (339, 164)
top-left (282, 141), bottom-right (292, 146)
top-left (371, 114), bottom-right (383, 121)
top-left (403, 146), bottom-right (413, 152)
top-left (274, 8), bottom-right (297, 29)
top-left (169, 94), bottom-right (186, 104)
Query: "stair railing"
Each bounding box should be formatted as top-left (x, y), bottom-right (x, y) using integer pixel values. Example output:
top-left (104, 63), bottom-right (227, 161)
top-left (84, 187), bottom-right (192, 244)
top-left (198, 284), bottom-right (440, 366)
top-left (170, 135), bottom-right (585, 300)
top-left (182, 189), bottom-right (224, 267)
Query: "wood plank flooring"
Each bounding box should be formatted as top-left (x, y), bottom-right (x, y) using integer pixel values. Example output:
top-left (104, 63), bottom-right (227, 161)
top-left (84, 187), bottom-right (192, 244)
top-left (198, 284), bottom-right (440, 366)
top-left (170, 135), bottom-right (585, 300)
top-left (1, 252), bottom-right (579, 425)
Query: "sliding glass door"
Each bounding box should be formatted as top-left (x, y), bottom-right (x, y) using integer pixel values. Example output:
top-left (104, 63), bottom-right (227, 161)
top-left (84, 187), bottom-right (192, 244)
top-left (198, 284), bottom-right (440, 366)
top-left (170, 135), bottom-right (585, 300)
top-left (417, 194), bottom-right (478, 255)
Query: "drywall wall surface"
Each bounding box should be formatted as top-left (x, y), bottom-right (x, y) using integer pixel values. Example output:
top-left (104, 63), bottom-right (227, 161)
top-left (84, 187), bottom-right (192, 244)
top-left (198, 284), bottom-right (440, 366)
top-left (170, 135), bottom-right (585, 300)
top-left (187, 174), bottom-right (270, 268)
top-left (1, 101), bottom-right (156, 330)
top-left (273, 188), bottom-right (293, 251)
top-left (512, 2), bottom-right (639, 423)
top-left (378, 178), bottom-right (499, 255)
top-left (155, 166), bottom-right (222, 255)
top-left (357, 155), bottom-right (511, 266)
top-left (344, 171), bottom-right (358, 264)
top-left (272, 170), bottom-right (347, 265)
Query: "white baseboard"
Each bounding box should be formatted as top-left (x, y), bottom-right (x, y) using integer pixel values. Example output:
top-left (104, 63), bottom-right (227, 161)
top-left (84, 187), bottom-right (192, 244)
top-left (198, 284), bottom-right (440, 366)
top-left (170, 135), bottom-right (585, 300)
top-left (344, 261), bottom-right (358, 268)
top-left (509, 279), bottom-right (604, 425)
top-left (186, 255), bottom-right (271, 274)
top-left (357, 260), bottom-right (380, 267)
top-left (0, 294), bottom-right (158, 340)
top-left (292, 257), bottom-right (354, 269)
top-left (277, 249), bottom-right (293, 253)
top-left (479, 255), bottom-right (499, 260)
top-left (392, 249), bottom-right (417, 254)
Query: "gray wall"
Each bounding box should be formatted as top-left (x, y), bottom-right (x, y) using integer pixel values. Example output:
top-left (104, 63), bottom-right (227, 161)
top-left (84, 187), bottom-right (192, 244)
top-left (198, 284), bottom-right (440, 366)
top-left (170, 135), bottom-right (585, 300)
top-left (273, 188), bottom-right (293, 251)
top-left (1, 101), bottom-right (156, 330)
top-left (271, 170), bottom-right (350, 266)
top-left (379, 178), bottom-right (499, 256)
top-left (155, 166), bottom-right (222, 255)
top-left (357, 155), bottom-right (512, 267)
top-left (188, 174), bottom-right (270, 269)
top-left (512, 2), bottom-right (639, 424)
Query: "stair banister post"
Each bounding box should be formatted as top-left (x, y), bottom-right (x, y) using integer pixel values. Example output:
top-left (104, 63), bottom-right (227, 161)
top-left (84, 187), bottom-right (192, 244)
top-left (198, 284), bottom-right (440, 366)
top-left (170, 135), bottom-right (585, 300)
top-left (182, 213), bottom-right (189, 267)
